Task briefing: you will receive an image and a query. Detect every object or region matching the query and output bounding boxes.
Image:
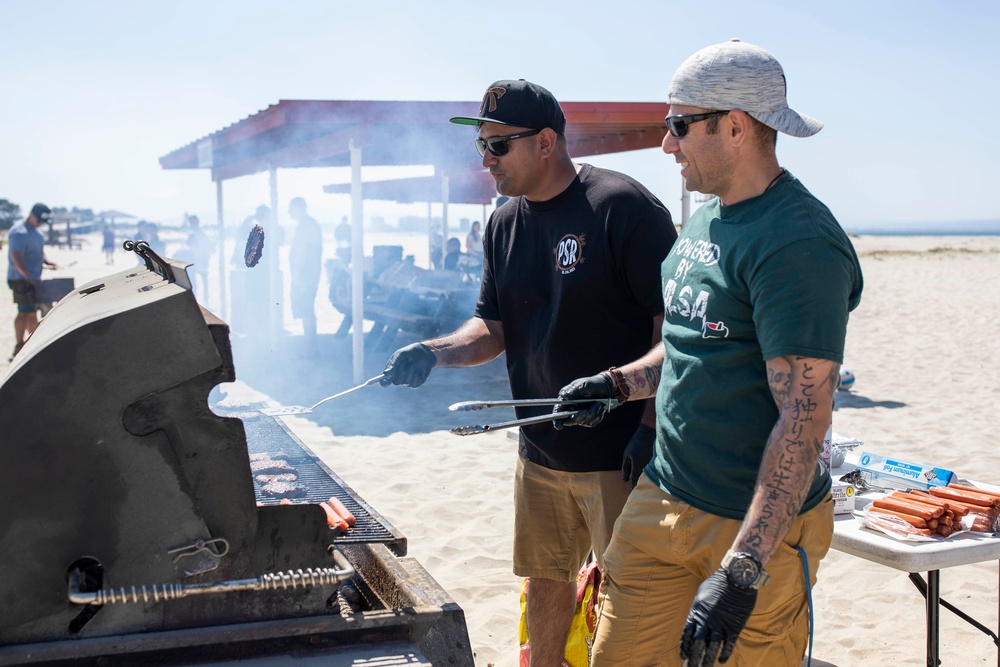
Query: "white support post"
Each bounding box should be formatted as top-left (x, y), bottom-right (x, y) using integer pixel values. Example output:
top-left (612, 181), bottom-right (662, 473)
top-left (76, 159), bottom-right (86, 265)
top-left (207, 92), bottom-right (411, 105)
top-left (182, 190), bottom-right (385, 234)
top-left (268, 164), bottom-right (281, 348)
top-left (350, 140), bottom-right (365, 384)
top-left (441, 174), bottom-right (450, 254)
top-left (427, 201), bottom-right (433, 269)
top-left (215, 179), bottom-right (227, 321)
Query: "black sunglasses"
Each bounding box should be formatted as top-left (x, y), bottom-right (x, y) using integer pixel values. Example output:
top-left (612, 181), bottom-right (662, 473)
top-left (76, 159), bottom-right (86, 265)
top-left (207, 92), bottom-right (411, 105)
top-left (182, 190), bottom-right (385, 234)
top-left (475, 129), bottom-right (541, 157)
top-left (664, 110), bottom-right (730, 138)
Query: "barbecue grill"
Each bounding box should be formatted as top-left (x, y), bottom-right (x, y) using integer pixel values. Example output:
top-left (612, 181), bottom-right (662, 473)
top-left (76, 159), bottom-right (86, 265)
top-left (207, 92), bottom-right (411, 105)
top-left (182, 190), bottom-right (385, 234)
top-left (0, 241), bottom-right (474, 666)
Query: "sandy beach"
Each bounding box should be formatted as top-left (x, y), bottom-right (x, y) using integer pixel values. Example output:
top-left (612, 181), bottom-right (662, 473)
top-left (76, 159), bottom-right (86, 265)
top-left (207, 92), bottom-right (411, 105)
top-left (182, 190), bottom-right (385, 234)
top-left (2, 229), bottom-right (999, 666)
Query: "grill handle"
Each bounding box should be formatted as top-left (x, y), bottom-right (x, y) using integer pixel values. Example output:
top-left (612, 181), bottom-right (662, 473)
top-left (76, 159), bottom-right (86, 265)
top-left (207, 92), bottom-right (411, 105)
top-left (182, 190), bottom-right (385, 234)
top-left (122, 239), bottom-right (176, 284)
top-left (68, 548), bottom-right (355, 606)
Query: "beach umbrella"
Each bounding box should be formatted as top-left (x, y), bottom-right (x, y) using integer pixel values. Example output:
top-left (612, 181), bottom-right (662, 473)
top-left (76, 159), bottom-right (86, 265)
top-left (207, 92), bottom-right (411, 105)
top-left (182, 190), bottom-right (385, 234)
top-left (97, 210), bottom-right (137, 226)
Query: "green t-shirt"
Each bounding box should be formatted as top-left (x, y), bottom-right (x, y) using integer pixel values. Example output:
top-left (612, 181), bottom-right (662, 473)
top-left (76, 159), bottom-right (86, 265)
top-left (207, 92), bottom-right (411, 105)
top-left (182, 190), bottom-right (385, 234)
top-left (646, 171), bottom-right (863, 520)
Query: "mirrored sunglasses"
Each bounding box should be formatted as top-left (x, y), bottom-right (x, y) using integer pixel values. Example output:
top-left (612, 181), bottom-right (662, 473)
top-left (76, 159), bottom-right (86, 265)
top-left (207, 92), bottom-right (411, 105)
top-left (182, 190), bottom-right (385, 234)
top-left (475, 129), bottom-right (541, 157)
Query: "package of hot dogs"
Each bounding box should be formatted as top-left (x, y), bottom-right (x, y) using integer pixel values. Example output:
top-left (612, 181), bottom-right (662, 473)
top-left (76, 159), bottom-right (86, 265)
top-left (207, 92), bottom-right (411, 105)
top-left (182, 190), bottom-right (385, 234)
top-left (858, 484), bottom-right (1000, 541)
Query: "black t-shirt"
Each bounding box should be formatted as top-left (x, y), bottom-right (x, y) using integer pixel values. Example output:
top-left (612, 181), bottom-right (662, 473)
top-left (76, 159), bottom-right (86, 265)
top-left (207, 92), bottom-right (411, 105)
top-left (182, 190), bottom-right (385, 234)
top-left (476, 164), bottom-right (677, 472)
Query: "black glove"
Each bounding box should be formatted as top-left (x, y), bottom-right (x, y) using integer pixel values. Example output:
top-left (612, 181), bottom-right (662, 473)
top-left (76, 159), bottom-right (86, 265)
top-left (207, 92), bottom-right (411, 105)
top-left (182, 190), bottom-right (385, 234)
top-left (621, 423), bottom-right (655, 488)
top-left (552, 373), bottom-right (616, 430)
top-left (380, 343), bottom-right (436, 388)
top-left (679, 568), bottom-right (758, 666)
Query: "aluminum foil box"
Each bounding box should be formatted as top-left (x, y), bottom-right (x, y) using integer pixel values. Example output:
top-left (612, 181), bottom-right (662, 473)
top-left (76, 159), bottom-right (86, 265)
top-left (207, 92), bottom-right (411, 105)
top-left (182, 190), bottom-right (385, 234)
top-left (856, 451), bottom-right (957, 492)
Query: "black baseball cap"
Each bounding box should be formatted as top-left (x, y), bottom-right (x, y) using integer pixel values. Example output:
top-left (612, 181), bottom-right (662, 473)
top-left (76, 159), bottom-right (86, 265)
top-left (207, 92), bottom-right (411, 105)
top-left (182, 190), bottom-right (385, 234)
top-left (451, 79), bottom-right (566, 134)
top-left (30, 203), bottom-right (51, 221)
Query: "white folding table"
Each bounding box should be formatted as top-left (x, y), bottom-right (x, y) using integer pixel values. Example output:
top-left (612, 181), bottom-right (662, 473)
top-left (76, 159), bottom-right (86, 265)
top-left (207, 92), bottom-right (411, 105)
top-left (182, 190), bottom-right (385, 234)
top-left (831, 482), bottom-right (1000, 666)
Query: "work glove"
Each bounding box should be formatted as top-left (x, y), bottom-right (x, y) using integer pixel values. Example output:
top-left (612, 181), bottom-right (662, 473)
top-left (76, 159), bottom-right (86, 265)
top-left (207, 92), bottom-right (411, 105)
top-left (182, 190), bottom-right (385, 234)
top-left (679, 568), bottom-right (758, 667)
top-left (380, 343), bottom-right (436, 388)
top-left (621, 423), bottom-right (655, 488)
top-left (552, 372), bottom-right (616, 430)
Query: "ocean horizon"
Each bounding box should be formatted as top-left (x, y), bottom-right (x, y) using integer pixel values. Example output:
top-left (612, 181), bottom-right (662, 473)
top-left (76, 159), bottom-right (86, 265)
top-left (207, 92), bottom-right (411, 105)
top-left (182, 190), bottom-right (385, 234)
top-left (842, 220), bottom-right (1000, 236)
top-left (845, 229), bottom-right (1000, 236)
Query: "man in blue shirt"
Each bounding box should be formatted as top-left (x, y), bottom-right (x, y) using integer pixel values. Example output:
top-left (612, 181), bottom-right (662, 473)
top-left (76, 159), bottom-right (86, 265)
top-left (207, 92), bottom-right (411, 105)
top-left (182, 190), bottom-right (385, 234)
top-left (7, 203), bottom-right (58, 360)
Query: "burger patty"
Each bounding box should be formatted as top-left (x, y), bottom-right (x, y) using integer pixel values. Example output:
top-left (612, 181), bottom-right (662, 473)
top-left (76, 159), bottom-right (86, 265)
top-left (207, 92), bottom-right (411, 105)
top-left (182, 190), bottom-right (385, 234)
top-left (250, 458), bottom-right (296, 475)
top-left (255, 472), bottom-right (298, 484)
top-left (261, 480), bottom-right (309, 498)
top-left (244, 224), bottom-right (265, 268)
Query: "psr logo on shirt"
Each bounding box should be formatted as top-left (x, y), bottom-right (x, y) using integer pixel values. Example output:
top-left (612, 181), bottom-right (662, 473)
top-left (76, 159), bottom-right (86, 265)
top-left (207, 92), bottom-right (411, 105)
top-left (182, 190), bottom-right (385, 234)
top-left (554, 233), bottom-right (586, 274)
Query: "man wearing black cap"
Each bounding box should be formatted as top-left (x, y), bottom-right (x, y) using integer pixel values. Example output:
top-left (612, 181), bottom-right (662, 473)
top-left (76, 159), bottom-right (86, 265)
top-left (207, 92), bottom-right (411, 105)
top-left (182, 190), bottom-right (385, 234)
top-left (6, 203), bottom-right (58, 360)
top-left (378, 79), bottom-right (677, 665)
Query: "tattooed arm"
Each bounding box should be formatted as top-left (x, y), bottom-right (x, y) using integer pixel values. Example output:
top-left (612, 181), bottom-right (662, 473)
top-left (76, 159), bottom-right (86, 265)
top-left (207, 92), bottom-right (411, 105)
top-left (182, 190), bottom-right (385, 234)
top-left (615, 313), bottom-right (666, 409)
top-left (631, 313), bottom-right (663, 425)
top-left (732, 355), bottom-right (839, 565)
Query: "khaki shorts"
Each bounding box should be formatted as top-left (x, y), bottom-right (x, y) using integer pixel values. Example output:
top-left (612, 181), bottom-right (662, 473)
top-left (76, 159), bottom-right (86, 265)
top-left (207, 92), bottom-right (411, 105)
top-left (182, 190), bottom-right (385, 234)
top-left (592, 473), bottom-right (834, 667)
top-left (513, 456), bottom-right (632, 582)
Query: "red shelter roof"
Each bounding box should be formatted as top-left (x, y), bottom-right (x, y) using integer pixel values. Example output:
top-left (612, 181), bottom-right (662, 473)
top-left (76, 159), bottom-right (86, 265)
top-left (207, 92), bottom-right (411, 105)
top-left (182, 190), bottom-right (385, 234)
top-left (159, 100), bottom-right (667, 203)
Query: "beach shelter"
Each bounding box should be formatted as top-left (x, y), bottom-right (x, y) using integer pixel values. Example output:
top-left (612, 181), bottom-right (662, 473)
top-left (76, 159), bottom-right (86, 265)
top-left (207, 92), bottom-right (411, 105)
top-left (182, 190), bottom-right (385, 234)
top-left (97, 209), bottom-right (136, 223)
top-left (159, 99), bottom-right (667, 381)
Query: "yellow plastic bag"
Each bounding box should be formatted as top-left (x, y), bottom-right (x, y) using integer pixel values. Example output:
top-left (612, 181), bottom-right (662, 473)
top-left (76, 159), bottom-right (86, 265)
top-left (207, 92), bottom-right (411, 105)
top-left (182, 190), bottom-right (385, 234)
top-left (518, 561), bottom-right (601, 667)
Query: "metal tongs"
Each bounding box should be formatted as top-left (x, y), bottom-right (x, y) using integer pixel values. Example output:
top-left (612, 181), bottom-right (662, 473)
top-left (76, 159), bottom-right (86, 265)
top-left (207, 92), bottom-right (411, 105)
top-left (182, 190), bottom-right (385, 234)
top-left (448, 398), bottom-right (619, 436)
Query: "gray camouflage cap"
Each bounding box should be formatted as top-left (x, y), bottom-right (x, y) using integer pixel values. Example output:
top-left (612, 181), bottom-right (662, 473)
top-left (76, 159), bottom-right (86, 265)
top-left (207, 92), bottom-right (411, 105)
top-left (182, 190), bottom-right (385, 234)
top-left (668, 39), bottom-right (823, 138)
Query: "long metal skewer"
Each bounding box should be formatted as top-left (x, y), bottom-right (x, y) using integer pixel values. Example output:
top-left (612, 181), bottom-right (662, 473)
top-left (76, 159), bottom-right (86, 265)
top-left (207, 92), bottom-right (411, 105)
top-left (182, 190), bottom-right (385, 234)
top-left (308, 374), bottom-right (386, 410)
top-left (259, 374), bottom-right (386, 416)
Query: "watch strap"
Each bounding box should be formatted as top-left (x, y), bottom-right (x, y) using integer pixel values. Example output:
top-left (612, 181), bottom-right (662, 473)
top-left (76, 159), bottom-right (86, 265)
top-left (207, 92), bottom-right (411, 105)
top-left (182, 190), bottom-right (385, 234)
top-left (721, 549), bottom-right (770, 589)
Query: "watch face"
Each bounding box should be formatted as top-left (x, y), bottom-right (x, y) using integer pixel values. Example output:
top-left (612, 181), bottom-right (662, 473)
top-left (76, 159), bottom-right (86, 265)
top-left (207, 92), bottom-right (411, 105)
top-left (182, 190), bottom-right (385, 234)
top-left (729, 556), bottom-right (760, 587)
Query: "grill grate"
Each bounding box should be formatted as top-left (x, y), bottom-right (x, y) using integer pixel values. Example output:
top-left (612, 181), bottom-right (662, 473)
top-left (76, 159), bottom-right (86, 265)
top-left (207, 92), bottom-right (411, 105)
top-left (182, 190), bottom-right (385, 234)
top-left (238, 413), bottom-right (406, 555)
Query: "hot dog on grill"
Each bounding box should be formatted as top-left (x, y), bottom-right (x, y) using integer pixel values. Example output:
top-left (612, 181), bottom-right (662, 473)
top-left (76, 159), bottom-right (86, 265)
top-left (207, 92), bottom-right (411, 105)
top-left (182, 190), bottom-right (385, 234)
top-left (321, 502), bottom-right (349, 530)
top-left (327, 497), bottom-right (356, 528)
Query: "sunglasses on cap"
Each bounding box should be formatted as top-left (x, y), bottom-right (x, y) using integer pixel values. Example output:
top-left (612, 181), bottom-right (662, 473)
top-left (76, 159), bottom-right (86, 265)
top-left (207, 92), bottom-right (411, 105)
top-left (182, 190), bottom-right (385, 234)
top-left (475, 129), bottom-right (541, 157)
top-left (664, 110), bottom-right (730, 138)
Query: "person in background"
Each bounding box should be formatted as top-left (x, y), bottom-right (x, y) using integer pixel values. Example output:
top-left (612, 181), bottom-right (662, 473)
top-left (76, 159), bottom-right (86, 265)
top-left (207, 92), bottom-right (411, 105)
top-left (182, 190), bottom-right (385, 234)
top-left (557, 40), bottom-right (864, 667)
top-left (288, 197), bottom-right (323, 357)
top-left (137, 221), bottom-right (164, 257)
top-left (185, 214), bottom-right (212, 302)
top-left (7, 203), bottom-right (58, 361)
top-left (429, 221), bottom-right (443, 270)
top-left (464, 220), bottom-right (483, 264)
top-left (101, 223), bottom-right (116, 265)
top-left (442, 237), bottom-right (463, 271)
top-left (379, 79), bottom-right (677, 667)
top-left (335, 215), bottom-right (352, 265)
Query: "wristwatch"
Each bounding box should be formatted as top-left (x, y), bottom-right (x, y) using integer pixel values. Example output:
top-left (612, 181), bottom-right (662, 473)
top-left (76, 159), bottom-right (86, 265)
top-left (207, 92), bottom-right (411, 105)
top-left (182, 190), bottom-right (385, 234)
top-left (721, 550), bottom-right (770, 589)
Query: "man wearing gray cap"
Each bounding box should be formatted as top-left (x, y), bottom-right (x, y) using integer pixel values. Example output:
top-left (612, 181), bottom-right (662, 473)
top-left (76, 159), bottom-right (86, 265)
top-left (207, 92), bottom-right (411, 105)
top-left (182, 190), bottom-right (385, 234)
top-left (558, 41), bottom-right (863, 666)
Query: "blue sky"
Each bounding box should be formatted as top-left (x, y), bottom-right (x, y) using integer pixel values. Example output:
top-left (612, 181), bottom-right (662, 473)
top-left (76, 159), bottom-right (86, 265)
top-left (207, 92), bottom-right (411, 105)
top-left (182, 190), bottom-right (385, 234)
top-left (2, 1), bottom-right (997, 229)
